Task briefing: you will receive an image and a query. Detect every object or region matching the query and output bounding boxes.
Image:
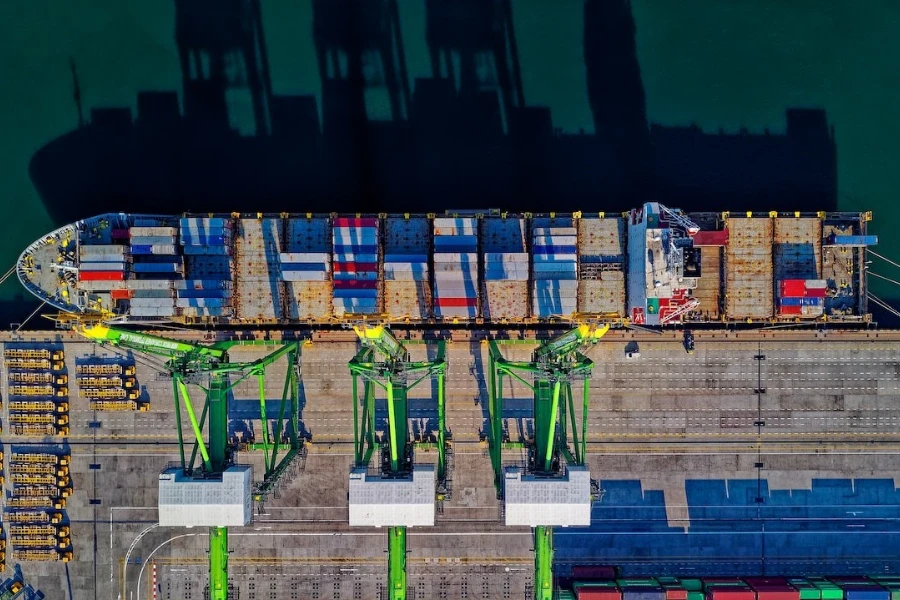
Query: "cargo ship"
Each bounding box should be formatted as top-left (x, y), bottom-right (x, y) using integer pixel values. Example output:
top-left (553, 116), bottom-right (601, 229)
top-left (16, 204), bottom-right (875, 326)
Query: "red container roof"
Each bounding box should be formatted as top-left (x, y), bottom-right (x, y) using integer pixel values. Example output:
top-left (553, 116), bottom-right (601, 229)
top-left (332, 279), bottom-right (378, 290)
top-left (691, 229), bottom-right (729, 247)
top-left (754, 591), bottom-right (799, 600)
top-left (706, 590), bottom-right (755, 600)
top-left (435, 297), bottom-right (477, 308)
top-left (78, 271), bottom-right (124, 282)
top-left (666, 590), bottom-right (688, 600)
top-left (333, 217), bottom-right (378, 227)
top-left (110, 289), bottom-right (132, 300)
top-left (805, 287), bottom-right (827, 298)
top-left (577, 589), bottom-right (623, 600)
top-left (333, 262), bottom-right (378, 273)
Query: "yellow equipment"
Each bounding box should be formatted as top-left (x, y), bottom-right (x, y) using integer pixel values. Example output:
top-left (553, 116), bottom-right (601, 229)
top-left (10, 452), bottom-right (68, 465)
top-left (8, 400), bottom-right (68, 413)
top-left (6, 511), bottom-right (63, 524)
top-left (9, 384), bottom-right (54, 396)
top-left (11, 474), bottom-right (69, 487)
top-left (76, 363), bottom-right (123, 375)
top-left (6, 497), bottom-right (66, 510)
top-left (11, 423), bottom-right (69, 436)
top-left (9, 463), bottom-right (68, 476)
top-left (79, 387), bottom-right (126, 399)
top-left (3, 348), bottom-right (59, 360)
top-left (4, 358), bottom-right (50, 370)
top-left (15, 549), bottom-right (73, 562)
top-left (9, 524), bottom-right (58, 537)
top-left (10, 536), bottom-right (59, 548)
top-left (8, 414), bottom-right (69, 426)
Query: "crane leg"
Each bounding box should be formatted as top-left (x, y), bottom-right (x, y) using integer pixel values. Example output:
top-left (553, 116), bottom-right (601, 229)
top-left (209, 526), bottom-right (229, 600)
top-left (534, 526), bottom-right (554, 600)
top-left (388, 526), bottom-right (407, 600)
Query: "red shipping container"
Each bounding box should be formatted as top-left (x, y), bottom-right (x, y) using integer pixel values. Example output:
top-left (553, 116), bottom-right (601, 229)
top-left (435, 297), bottom-right (477, 308)
top-left (666, 590), bottom-right (688, 600)
top-left (577, 589), bottom-right (623, 600)
top-left (804, 286), bottom-right (827, 298)
top-left (333, 279), bottom-right (378, 290)
top-left (753, 591), bottom-right (798, 600)
top-left (333, 217), bottom-right (378, 228)
top-left (111, 228), bottom-right (130, 239)
top-left (780, 280), bottom-right (806, 297)
top-left (691, 229), bottom-right (729, 247)
top-left (110, 289), bottom-right (132, 300)
top-left (744, 579), bottom-right (792, 588)
top-left (572, 565), bottom-right (617, 580)
top-left (778, 305), bottom-right (802, 315)
top-left (706, 591), bottom-right (755, 600)
top-left (333, 262), bottom-right (378, 274)
top-left (78, 271), bottom-right (124, 282)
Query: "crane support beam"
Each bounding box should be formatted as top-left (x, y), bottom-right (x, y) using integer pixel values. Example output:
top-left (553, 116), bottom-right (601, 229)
top-left (534, 526), bottom-right (553, 600)
top-left (209, 526), bottom-right (229, 600)
top-left (388, 526), bottom-right (407, 600)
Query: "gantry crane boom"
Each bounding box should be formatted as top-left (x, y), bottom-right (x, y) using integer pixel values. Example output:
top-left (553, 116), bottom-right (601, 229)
top-left (348, 325), bottom-right (448, 600)
top-left (488, 324), bottom-right (609, 600)
top-left (75, 324), bottom-right (303, 600)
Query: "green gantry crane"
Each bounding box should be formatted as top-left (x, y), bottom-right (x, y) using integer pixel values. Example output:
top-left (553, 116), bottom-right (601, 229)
top-left (348, 325), bottom-right (448, 600)
top-left (487, 324), bottom-right (609, 600)
top-left (75, 323), bottom-right (303, 600)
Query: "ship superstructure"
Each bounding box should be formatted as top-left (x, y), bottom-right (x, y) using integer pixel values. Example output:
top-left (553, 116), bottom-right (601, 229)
top-left (16, 205), bottom-right (875, 326)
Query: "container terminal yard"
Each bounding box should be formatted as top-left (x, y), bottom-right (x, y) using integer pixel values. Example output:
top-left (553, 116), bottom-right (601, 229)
top-left (0, 205), bottom-right (898, 599)
top-left (1, 325), bottom-right (900, 599)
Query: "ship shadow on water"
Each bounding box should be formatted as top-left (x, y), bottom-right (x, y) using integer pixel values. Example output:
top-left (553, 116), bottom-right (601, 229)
top-left (29, 0), bottom-right (838, 226)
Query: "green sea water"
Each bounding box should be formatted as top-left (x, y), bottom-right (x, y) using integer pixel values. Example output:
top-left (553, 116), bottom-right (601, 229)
top-left (2, 1), bottom-right (899, 316)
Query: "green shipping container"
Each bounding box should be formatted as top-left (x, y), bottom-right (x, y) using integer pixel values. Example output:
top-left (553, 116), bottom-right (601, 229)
top-left (789, 579), bottom-right (823, 600)
top-left (688, 592), bottom-right (706, 600)
top-left (810, 582), bottom-right (843, 600)
top-left (682, 581), bottom-right (704, 592)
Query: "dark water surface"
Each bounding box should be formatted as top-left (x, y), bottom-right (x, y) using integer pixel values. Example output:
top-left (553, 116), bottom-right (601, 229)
top-left (1, 1), bottom-right (899, 322)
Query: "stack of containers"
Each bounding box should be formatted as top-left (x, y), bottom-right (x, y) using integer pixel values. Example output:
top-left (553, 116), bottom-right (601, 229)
top-left (383, 218), bottom-right (430, 319)
top-left (827, 578), bottom-right (888, 600)
top-left (787, 579), bottom-right (824, 600)
top-left (482, 218), bottom-right (528, 319)
top-left (77, 245), bottom-right (126, 286)
top-left (703, 579), bottom-right (756, 600)
top-left (573, 580), bottom-right (622, 600)
top-left (867, 578), bottom-right (900, 600)
top-left (128, 226), bottom-right (177, 256)
top-left (744, 578), bottom-right (800, 600)
top-left (433, 217), bottom-right (479, 319)
top-left (656, 578), bottom-right (689, 600)
top-left (680, 579), bottom-right (706, 600)
top-left (778, 279), bottom-right (826, 317)
top-left (532, 217), bottom-right (578, 317)
top-left (174, 280), bottom-right (233, 318)
top-left (280, 252), bottom-right (330, 283)
top-left (806, 579), bottom-right (843, 600)
top-left (332, 218), bottom-right (379, 316)
top-left (179, 217), bottom-right (231, 256)
top-left (616, 579), bottom-right (666, 600)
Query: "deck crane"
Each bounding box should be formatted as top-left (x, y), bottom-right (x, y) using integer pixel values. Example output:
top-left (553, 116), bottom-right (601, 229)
top-left (487, 324), bottom-right (610, 600)
top-left (73, 323), bottom-right (303, 600)
top-left (347, 325), bottom-right (448, 600)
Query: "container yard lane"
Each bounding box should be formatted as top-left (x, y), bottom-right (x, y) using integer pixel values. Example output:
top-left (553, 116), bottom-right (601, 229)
top-left (3, 328), bottom-right (900, 599)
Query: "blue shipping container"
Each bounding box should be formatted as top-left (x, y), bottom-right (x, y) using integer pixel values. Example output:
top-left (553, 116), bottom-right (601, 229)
top-left (779, 297), bottom-right (803, 306)
top-left (130, 245), bottom-right (153, 255)
top-left (830, 235), bottom-right (878, 246)
top-left (845, 591), bottom-right (889, 600)
top-left (181, 234), bottom-right (226, 246)
top-left (333, 288), bottom-right (379, 299)
top-left (133, 262), bottom-right (181, 273)
top-left (800, 297), bottom-right (824, 306)
top-left (181, 217), bottom-right (227, 228)
top-left (384, 253), bottom-right (428, 263)
top-left (176, 289), bottom-right (230, 299)
top-left (183, 245), bottom-right (229, 255)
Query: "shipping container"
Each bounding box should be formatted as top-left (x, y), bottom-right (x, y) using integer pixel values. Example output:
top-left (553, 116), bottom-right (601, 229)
top-left (129, 307), bottom-right (175, 317)
top-left (334, 271), bottom-right (378, 281)
top-left (80, 261), bottom-right (126, 272)
top-left (805, 287), bottom-right (827, 298)
top-left (384, 253), bottom-right (428, 263)
top-left (780, 280), bottom-right (807, 297)
top-left (129, 298), bottom-right (176, 307)
top-left (281, 263), bottom-right (329, 272)
top-left (705, 591), bottom-right (755, 600)
top-left (175, 298), bottom-right (225, 308)
top-left (110, 228), bottom-right (130, 239)
top-left (333, 279), bottom-right (378, 290)
top-left (131, 289), bottom-right (175, 299)
top-left (280, 252), bottom-right (331, 263)
top-left (574, 583), bottom-right (622, 600)
top-left (183, 245), bottom-right (230, 255)
top-left (281, 271), bottom-right (329, 282)
top-left (181, 217), bottom-right (228, 227)
top-left (622, 590), bottom-right (665, 600)
top-left (78, 271), bottom-right (124, 282)
top-left (132, 262), bottom-right (181, 273)
top-left (333, 288), bottom-right (378, 299)
top-left (181, 234), bottom-right (226, 246)
top-left (129, 226), bottom-right (176, 237)
top-left (843, 592), bottom-right (888, 600)
top-left (110, 289), bottom-right (132, 300)
top-left (130, 235), bottom-right (176, 246)
top-left (150, 245), bottom-right (178, 255)
top-left (332, 253), bottom-right (377, 263)
top-left (826, 234), bottom-right (878, 246)
top-left (780, 297), bottom-right (803, 306)
top-left (778, 305), bottom-right (803, 315)
top-left (800, 297), bottom-right (824, 306)
top-left (79, 245), bottom-right (126, 258)
top-left (333, 217), bottom-right (378, 227)
top-left (333, 262), bottom-right (377, 274)
top-left (433, 217), bottom-right (478, 236)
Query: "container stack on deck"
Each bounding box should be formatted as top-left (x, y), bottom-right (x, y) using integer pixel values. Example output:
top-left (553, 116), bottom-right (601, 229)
top-left (284, 219), bottom-right (333, 319)
top-left (383, 217), bottom-right (431, 319)
top-left (178, 217), bottom-right (232, 318)
top-left (332, 218), bottom-right (379, 316)
top-left (577, 217), bottom-right (626, 316)
top-left (77, 244), bottom-right (125, 285)
top-left (778, 279), bottom-right (827, 317)
top-left (482, 217), bottom-right (528, 319)
top-left (433, 218), bottom-right (479, 319)
top-left (532, 217), bottom-right (578, 317)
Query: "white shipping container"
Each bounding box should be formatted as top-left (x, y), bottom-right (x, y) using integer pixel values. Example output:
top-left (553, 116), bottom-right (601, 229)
top-left (126, 279), bottom-right (177, 290)
top-left (280, 252), bottom-right (331, 263)
top-left (533, 254), bottom-right (578, 263)
top-left (80, 245), bottom-right (126, 258)
top-left (433, 252), bottom-right (478, 263)
top-left (129, 298), bottom-right (176, 307)
top-left (80, 261), bottom-right (126, 272)
top-left (78, 280), bottom-right (129, 291)
top-left (281, 271), bottom-right (329, 282)
top-left (151, 245), bottom-right (178, 255)
top-left (484, 253), bottom-right (529, 263)
top-left (332, 229), bottom-right (378, 245)
top-left (129, 227), bottom-right (177, 237)
top-left (433, 272), bottom-right (477, 283)
top-left (332, 253), bottom-right (377, 263)
top-left (129, 307), bottom-right (176, 317)
top-left (433, 262), bottom-right (477, 273)
top-left (532, 227), bottom-right (577, 236)
top-left (804, 279), bottom-right (828, 289)
top-left (484, 267), bottom-right (529, 281)
top-left (433, 218), bottom-right (477, 236)
top-left (532, 235), bottom-right (577, 246)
